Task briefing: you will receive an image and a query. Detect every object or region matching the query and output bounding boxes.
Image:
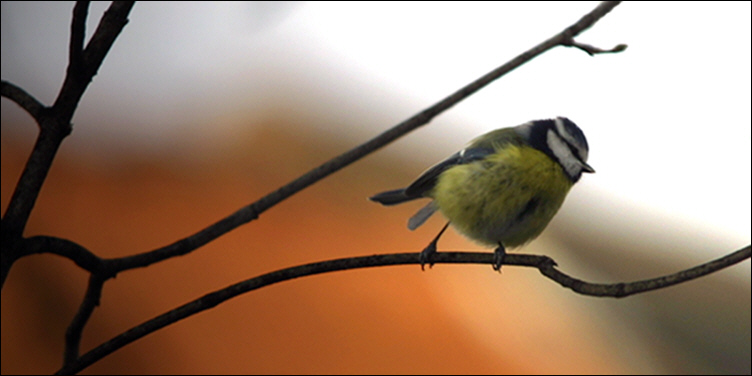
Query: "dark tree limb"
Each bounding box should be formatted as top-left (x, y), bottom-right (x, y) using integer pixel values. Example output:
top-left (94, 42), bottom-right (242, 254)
top-left (23, 236), bottom-right (102, 273)
top-left (56, 245), bottom-right (750, 375)
top-left (0, 81), bottom-right (46, 123)
top-left (64, 274), bottom-right (106, 365)
top-left (0, 1), bottom-right (135, 286)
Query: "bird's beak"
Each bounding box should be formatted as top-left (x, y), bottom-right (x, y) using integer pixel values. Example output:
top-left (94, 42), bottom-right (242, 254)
top-left (581, 161), bottom-right (595, 173)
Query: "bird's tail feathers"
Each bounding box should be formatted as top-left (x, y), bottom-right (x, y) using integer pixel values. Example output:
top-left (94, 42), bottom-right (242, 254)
top-left (369, 188), bottom-right (417, 206)
top-left (408, 202), bottom-right (437, 230)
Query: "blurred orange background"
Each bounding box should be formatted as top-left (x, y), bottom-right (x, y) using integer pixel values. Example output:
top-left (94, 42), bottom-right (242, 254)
top-left (3, 116), bottom-right (750, 374)
top-left (2, 2), bottom-right (749, 375)
top-left (0, 120), bottom-right (626, 374)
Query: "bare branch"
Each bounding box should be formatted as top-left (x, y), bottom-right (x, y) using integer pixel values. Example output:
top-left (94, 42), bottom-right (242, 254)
top-left (1, 1), bottom-right (135, 268)
top-left (2, 235), bottom-right (101, 303)
top-left (563, 39), bottom-right (628, 56)
top-left (64, 274), bottom-right (106, 366)
top-left (0, 80), bottom-right (46, 123)
top-left (1, 128), bottom-right (70, 247)
top-left (69, 2), bottom-right (89, 72)
top-left (56, 245), bottom-right (750, 375)
top-left (538, 246), bottom-right (751, 296)
top-left (53, 1), bottom-right (135, 122)
top-left (22, 236), bottom-right (102, 273)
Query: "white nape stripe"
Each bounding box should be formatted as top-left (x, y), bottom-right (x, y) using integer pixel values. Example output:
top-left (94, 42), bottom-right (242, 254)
top-left (547, 129), bottom-right (582, 179)
top-left (514, 121), bottom-right (534, 140)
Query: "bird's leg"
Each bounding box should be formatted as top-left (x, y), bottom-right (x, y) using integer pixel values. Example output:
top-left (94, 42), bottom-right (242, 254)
top-left (419, 222), bottom-right (450, 270)
top-left (493, 243), bottom-right (507, 272)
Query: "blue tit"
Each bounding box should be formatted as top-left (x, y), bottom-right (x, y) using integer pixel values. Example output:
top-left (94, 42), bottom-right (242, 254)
top-left (370, 117), bottom-right (594, 270)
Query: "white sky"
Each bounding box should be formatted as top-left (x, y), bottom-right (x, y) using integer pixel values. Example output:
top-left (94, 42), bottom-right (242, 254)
top-left (2, 2), bottom-right (751, 255)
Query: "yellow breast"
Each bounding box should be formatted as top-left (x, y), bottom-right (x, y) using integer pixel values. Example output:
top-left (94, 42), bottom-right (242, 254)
top-left (430, 144), bottom-right (573, 247)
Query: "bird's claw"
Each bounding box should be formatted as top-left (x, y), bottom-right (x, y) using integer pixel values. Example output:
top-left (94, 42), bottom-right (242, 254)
top-left (492, 246), bottom-right (506, 272)
top-left (419, 242), bottom-right (437, 271)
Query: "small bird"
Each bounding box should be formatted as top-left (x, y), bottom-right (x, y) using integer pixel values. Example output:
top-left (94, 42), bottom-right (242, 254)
top-left (369, 117), bottom-right (594, 270)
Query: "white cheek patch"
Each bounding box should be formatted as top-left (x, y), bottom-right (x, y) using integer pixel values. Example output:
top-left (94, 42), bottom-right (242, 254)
top-left (555, 117), bottom-right (588, 162)
top-left (547, 129), bottom-right (581, 178)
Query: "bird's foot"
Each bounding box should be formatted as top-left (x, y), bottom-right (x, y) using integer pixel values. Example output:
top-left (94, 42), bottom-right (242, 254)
top-left (492, 245), bottom-right (507, 272)
top-left (419, 242), bottom-right (437, 271)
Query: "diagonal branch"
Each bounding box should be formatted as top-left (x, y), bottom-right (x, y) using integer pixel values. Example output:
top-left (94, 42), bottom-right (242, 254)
top-left (107, 1), bottom-right (626, 274)
top-left (69, 1), bottom-right (89, 72)
top-left (56, 245), bottom-right (750, 375)
top-left (53, 1), bottom-right (135, 122)
top-left (537, 245), bottom-right (751, 296)
top-left (64, 274), bottom-right (106, 366)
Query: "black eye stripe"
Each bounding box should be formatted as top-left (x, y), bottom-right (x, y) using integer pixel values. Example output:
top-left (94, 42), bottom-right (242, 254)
top-left (553, 122), bottom-right (588, 164)
top-left (515, 117), bottom-right (589, 182)
top-left (564, 138), bottom-right (587, 164)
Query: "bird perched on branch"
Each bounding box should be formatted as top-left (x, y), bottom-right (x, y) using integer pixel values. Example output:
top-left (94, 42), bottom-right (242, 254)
top-left (370, 117), bottom-right (594, 270)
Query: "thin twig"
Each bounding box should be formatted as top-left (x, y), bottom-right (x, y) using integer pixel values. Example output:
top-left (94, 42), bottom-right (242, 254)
top-left (538, 246), bottom-right (751, 296)
top-left (64, 274), bottom-right (106, 366)
top-left (69, 1), bottom-right (89, 73)
top-left (53, 1), bottom-right (135, 121)
top-left (563, 39), bottom-right (628, 56)
top-left (0, 81), bottom-right (46, 123)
